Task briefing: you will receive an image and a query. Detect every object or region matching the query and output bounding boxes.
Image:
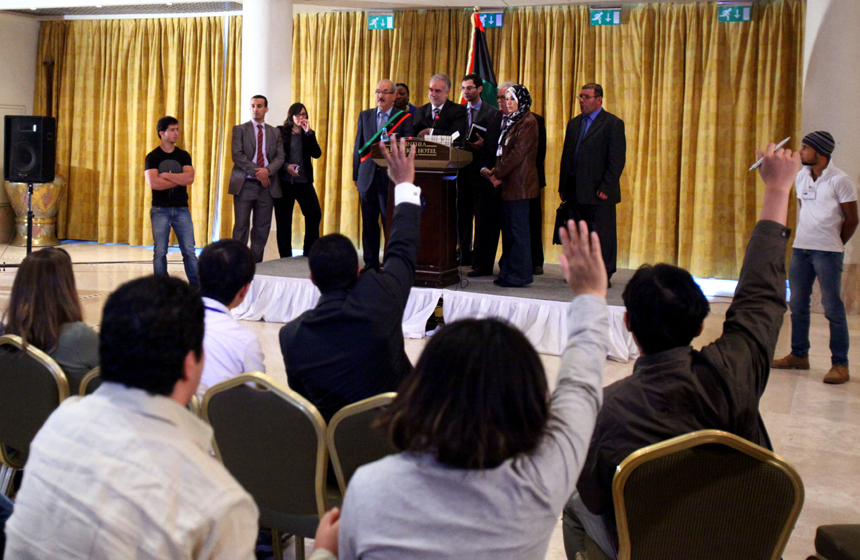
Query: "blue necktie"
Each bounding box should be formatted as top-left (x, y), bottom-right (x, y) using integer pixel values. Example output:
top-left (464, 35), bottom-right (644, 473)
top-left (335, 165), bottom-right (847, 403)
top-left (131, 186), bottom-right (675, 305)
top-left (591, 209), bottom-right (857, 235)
top-left (377, 111), bottom-right (387, 131)
top-left (573, 115), bottom-right (589, 160)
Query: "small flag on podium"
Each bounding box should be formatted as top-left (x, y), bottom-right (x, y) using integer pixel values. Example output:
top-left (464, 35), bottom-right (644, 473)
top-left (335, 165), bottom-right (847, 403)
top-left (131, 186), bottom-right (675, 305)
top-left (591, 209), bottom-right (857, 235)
top-left (462, 8), bottom-right (499, 108)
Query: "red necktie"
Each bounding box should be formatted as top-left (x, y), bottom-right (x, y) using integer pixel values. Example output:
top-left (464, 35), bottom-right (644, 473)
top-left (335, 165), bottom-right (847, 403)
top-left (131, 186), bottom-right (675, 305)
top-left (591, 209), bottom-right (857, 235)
top-left (255, 124), bottom-right (264, 167)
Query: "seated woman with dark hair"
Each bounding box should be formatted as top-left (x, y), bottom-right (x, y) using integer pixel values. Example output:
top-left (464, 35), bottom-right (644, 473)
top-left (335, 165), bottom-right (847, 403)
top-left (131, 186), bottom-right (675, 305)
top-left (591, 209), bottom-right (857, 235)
top-left (338, 220), bottom-right (610, 560)
top-left (1, 247), bottom-right (99, 393)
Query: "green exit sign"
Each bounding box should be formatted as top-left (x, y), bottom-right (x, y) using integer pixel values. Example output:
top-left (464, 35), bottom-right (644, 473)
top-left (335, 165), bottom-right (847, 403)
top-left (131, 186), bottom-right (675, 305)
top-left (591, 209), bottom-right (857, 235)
top-left (718, 4), bottom-right (752, 22)
top-left (478, 12), bottom-right (504, 28)
top-left (590, 9), bottom-right (621, 26)
top-left (367, 14), bottom-right (394, 30)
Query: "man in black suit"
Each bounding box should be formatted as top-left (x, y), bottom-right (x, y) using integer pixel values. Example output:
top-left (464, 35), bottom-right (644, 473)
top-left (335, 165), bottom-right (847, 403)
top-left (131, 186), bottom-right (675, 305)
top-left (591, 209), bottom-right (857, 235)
top-left (456, 73), bottom-right (499, 267)
top-left (470, 82), bottom-right (512, 276)
top-left (280, 137), bottom-right (421, 422)
top-left (558, 83), bottom-right (626, 285)
top-left (530, 112), bottom-right (548, 275)
top-left (353, 79), bottom-right (414, 270)
top-left (413, 73), bottom-right (469, 139)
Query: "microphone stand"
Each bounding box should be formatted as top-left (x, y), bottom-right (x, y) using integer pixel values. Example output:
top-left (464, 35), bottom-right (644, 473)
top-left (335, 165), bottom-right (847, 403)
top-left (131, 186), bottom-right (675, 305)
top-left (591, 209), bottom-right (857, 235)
top-left (26, 182), bottom-right (34, 255)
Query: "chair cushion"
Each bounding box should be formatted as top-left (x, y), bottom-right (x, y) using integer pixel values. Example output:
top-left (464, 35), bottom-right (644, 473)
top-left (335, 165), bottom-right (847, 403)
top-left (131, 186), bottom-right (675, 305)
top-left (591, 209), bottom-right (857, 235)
top-left (816, 525), bottom-right (860, 560)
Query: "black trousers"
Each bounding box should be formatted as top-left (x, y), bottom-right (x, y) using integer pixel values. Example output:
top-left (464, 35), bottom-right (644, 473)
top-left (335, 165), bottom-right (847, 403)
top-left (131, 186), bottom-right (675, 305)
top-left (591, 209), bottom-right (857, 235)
top-left (529, 195), bottom-right (544, 268)
top-left (566, 200), bottom-right (617, 277)
top-left (473, 179), bottom-right (503, 273)
top-left (273, 181), bottom-right (322, 258)
top-left (457, 170), bottom-right (478, 266)
top-left (359, 169), bottom-right (389, 268)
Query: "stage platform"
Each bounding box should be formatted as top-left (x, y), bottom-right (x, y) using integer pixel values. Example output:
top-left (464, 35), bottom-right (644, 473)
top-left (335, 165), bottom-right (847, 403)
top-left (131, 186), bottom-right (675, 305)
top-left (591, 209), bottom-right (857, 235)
top-left (233, 258), bottom-right (640, 361)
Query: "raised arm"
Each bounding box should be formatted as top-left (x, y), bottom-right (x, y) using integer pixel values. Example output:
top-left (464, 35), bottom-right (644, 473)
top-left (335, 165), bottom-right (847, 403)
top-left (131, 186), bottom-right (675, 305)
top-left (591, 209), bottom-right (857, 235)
top-left (707, 144), bottom-right (800, 391)
top-left (377, 135), bottom-right (421, 304)
top-left (524, 220), bottom-right (608, 512)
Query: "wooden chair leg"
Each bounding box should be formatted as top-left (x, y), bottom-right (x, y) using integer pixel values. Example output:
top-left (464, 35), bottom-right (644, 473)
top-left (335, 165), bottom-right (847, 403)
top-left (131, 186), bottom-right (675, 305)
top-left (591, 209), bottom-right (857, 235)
top-left (295, 536), bottom-right (305, 560)
top-left (271, 529), bottom-right (282, 560)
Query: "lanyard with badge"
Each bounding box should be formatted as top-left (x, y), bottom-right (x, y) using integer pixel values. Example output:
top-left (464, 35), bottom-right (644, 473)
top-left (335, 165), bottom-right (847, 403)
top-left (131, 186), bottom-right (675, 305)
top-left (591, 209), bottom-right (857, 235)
top-left (802, 186), bottom-right (817, 201)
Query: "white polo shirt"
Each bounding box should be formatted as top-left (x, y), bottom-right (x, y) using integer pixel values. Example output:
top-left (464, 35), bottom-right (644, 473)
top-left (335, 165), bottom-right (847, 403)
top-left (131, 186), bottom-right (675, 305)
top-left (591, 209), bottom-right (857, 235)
top-left (793, 161), bottom-right (857, 253)
top-left (198, 297), bottom-right (266, 400)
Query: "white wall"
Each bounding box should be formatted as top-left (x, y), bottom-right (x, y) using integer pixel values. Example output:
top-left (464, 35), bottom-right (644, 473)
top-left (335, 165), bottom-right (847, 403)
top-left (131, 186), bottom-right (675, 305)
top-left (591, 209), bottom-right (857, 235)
top-left (803, 0), bottom-right (860, 264)
top-left (0, 11), bottom-right (40, 237)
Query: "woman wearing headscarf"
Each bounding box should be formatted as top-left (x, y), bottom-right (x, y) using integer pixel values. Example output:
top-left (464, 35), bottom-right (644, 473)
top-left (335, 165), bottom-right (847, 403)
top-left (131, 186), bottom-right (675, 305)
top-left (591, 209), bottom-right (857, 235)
top-left (482, 84), bottom-right (539, 287)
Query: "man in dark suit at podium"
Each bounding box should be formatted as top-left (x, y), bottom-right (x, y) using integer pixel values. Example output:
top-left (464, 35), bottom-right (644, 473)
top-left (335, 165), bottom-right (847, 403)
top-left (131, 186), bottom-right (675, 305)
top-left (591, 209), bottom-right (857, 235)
top-left (414, 73), bottom-right (469, 140)
top-left (558, 83), bottom-right (626, 285)
top-left (353, 79), bottom-right (414, 270)
top-left (456, 73), bottom-right (499, 267)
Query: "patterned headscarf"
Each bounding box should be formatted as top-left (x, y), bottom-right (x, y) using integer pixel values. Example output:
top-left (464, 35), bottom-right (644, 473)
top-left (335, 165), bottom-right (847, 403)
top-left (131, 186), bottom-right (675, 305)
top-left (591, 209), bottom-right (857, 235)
top-left (497, 84), bottom-right (533, 159)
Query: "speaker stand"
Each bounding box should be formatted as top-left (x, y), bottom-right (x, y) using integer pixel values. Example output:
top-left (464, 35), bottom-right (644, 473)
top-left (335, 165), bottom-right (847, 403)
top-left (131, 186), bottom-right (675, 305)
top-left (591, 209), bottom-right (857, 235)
top-left (26, 182), bottom-right (34, 255)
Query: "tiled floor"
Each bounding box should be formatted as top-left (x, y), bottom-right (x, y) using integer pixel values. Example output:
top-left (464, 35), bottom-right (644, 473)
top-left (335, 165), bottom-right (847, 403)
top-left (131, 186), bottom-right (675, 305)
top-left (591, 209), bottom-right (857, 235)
top-left (1, 240), bottom-right (858, 560)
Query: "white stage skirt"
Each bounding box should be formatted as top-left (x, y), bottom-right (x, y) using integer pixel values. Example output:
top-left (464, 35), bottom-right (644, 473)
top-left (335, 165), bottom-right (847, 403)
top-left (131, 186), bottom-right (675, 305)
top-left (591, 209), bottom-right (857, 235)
top-left (233, 275), bottom-right (638, 362)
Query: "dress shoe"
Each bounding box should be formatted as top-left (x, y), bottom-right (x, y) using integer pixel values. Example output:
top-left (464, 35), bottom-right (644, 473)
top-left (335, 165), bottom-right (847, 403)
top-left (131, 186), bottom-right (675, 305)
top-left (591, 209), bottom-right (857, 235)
top-left (823, 365), bottom-right (850, 384)
top-left (533, 266), bottom-right (544, 275)
top-left (493, 277), bottom-right (502, 285)
top-left (771, 353), bottom-right (810, 370)
top-left (467, 268), bottom-right (493, 278)
top-left (607, 279), bottom-right (612, 289)
top-left (496, 279), bottom-right (525, 288)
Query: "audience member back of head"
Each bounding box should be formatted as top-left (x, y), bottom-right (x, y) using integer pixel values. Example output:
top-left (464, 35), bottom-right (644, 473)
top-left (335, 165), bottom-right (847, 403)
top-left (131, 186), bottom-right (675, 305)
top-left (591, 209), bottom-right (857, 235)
top-left (1, 247), bottom-right (99, 393)
top-left (4, 275), bottom-right (259, 560)
top-left (338, 217), bottom-right (609, 560)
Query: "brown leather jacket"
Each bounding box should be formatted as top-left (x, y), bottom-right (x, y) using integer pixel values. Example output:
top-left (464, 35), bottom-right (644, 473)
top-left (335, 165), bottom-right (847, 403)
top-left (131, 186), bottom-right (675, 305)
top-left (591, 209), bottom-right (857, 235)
top-left (492, 112), bottom-right (540, 201)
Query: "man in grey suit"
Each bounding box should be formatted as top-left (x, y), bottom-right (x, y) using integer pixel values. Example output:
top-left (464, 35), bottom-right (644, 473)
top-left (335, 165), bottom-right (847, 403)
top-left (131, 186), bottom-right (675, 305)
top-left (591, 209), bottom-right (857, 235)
top-left (229, 95), bottom-right (286, 263)
top-left (353, 79), bottom-right (414, 270)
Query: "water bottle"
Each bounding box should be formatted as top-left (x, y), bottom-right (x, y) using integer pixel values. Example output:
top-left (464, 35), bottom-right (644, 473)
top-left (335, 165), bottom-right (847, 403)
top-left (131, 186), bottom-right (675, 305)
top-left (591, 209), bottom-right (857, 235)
top-left (380, 126), bottom-right (389, 142)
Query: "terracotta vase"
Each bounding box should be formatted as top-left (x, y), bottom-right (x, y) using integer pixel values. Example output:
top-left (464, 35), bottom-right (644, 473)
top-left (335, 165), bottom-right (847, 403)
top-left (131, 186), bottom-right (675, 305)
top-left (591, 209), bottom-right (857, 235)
top-left (3, 174), bottom-right (66, 247)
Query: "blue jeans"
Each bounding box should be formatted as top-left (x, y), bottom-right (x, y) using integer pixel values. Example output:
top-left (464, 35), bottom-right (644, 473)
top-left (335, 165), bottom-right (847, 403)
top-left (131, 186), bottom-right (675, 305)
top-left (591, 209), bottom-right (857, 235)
top-left (789, 248), bottom-right (849, 366)
top-left (151, 206), bottom-right (199, 286)
top-left (562, 490), bottom-right (617, 559)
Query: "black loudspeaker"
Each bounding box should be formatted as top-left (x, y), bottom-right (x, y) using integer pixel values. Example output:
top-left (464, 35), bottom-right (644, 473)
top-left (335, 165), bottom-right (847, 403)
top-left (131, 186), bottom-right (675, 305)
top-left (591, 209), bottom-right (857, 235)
top-left (4, 116), bottom-right (56, 183)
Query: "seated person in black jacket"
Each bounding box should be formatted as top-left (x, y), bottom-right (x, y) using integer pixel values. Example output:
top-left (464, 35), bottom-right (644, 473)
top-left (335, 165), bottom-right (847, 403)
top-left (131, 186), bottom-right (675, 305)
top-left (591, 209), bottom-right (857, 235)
top-left (563, 143), bottom-right (801, 559)
top-left (279, 136), bottom-right (421, 422)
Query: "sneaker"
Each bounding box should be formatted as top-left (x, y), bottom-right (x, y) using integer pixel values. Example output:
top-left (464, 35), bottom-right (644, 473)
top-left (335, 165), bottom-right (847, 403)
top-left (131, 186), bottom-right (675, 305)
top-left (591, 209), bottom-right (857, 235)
top-left (823, 365), bottom-right (850, 384)
top-left (771, 353), bottom-right (810, 370)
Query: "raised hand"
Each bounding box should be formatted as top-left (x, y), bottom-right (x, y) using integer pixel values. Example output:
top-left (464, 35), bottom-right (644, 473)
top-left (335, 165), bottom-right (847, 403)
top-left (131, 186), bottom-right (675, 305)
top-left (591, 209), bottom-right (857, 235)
top-left (756, 142), bottom-right (801, 226)
top-left (559, 219), bottom-right (607, 298)
top-left (382, 134), bottom-right (416, 185)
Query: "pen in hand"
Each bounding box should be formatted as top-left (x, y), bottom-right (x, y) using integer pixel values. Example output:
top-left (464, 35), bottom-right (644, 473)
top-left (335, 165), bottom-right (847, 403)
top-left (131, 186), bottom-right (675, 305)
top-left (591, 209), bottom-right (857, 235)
top-left (749, 137), bottom-right (790, 171)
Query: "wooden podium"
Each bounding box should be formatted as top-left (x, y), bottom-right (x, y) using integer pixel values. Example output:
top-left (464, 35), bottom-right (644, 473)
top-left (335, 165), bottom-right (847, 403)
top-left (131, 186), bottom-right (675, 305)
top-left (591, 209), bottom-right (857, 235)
top-left (371, 139), bottom-right (472, 288)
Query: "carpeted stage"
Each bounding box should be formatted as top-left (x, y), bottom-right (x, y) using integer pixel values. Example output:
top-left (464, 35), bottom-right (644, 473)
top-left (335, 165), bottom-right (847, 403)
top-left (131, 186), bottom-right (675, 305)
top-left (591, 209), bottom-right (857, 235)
top-left (233, 257), bottom-right (640, 361)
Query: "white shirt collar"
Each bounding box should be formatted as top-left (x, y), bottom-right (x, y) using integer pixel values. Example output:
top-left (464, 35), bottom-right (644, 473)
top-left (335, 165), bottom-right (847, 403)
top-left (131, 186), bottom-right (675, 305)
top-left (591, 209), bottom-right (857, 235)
top-left (202, 297), bottom-right (231, 314)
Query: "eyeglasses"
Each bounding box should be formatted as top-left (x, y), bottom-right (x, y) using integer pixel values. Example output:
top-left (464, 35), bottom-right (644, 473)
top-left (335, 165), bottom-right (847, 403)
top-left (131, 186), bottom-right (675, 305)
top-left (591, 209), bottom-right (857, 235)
top-left (578, 94), bottom-right (599, 100)
top-left (374, 90), bottom-right (394, 95)
top-left (297, 112), bottom-right (309, 118)
top-left (496, 95), bottom-right (506, 100)
top-left (460, 86), bottom-right (478, 91)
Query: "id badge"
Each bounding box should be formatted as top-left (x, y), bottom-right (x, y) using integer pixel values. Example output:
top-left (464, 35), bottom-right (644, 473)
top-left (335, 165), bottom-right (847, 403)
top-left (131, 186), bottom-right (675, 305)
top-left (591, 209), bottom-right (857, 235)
top-left (802, 188), bottom-right (817, 201)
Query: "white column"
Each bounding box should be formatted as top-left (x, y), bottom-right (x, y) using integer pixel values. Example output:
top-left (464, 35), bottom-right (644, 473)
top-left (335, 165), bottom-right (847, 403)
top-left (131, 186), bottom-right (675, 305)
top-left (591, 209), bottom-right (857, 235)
top-left (241, 0), bottom-right (293, 126)
top-left (803, 0), bottom-right (860, 312)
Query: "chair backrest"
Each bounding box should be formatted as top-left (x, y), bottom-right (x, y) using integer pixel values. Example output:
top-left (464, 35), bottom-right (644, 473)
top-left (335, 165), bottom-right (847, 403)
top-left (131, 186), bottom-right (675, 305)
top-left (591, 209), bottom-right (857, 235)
top-left (0, 335), bottom-right (70, 469)
top-left (79, 367), bottom-right (102, 396)
top-left (327, 392), bottom-right (398, 494)
top-left (202, 372), bottom-right (328, 539)
top-left (613, 430), bottom-right (804, 560)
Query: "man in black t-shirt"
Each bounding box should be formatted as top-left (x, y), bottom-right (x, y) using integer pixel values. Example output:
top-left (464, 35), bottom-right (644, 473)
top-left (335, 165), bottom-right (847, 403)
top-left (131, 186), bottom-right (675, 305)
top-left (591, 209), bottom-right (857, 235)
top-left (144, 116), bottom-right (198, 286)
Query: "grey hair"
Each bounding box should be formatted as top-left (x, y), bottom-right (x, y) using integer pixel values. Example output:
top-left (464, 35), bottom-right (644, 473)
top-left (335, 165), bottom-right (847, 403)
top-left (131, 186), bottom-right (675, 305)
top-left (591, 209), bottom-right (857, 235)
top-left (430, 73), bottom-right (452, 91)
top-left (499, 81), bottom-right (515, 90)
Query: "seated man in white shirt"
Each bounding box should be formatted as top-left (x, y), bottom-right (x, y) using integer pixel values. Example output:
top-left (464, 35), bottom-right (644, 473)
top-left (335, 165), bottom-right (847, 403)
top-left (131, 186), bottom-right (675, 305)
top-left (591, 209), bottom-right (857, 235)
top-left (4, 275), bottom-right (259, 559)
top-left (197, 238), bottom-right (266, 400)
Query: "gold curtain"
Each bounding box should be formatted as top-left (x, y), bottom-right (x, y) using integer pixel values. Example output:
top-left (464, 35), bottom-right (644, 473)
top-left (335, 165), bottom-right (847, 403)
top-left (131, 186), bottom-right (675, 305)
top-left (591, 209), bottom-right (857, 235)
top-left (33, 16), bottom-right (242, 245)
top-left (292, 0), bottom-right (803, 279)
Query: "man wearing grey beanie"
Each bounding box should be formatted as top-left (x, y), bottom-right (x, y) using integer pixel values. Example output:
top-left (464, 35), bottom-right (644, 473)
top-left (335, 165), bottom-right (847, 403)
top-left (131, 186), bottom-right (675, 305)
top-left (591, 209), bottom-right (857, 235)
top-left (772, 131), bottom-right (859, 384)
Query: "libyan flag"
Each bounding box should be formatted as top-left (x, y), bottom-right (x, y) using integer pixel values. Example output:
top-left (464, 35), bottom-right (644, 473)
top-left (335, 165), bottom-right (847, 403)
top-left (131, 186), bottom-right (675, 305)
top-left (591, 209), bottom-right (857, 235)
top-left (461, 11), bottom-right (499, 108)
